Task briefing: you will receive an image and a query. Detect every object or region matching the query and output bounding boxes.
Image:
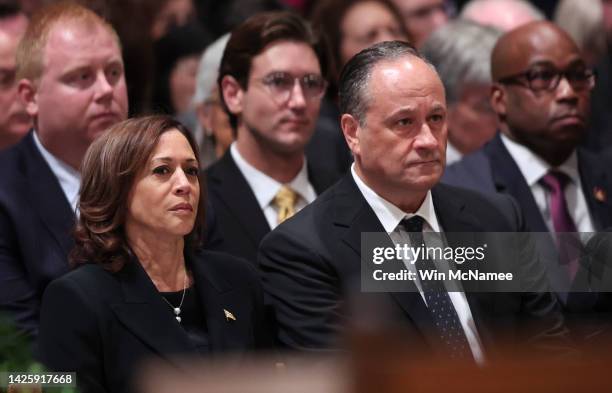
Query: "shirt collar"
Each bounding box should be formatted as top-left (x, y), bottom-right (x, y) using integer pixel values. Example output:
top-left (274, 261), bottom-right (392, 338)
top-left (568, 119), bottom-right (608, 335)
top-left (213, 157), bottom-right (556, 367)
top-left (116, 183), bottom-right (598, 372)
top-left (230, 143), bottom-right (315, 208)
top-left (351, 163), bottom-right (440, 233)
top-left (500, 133), bottom-right (580, 186)
top-left (32, 130), bottom-right (81, 212)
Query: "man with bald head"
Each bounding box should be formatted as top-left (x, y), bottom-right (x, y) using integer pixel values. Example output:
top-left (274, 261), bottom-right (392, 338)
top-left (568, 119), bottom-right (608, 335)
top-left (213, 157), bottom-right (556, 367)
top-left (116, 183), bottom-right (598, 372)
top-left (460, 0), bottom-right (544, 32)
top-left (0, 2), bottom-right (128, 338)
top-left (445, 22), bottom-right (612, 337)
top-left (259, 40), bottom-right (567, 358)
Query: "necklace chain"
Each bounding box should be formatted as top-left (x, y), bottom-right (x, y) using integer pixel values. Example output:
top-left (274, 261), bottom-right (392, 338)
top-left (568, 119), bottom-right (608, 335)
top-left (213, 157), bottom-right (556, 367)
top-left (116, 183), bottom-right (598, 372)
top-left (160, 269), bottom-right (188, 323)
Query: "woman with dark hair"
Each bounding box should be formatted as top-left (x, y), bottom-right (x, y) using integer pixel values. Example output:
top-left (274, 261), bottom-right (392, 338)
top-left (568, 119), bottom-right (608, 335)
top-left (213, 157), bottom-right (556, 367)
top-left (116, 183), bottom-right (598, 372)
top-left (38, 115), bottom-right (268, 393)
top-left (310, 0), bottom-right (409, 98)
top-left (305, 0), bottom-right (410, 177)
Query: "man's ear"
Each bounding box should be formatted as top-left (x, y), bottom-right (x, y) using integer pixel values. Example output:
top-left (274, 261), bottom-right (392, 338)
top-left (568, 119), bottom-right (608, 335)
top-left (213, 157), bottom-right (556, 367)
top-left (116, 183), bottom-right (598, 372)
top-left (341, 113), bottom-right (361, 157)
top-left (490, 83), bottom-right (506, 118)
top-left (18, 79), bottom-right (39, 117)
top-left (220, 75), bottom-right (244, 116)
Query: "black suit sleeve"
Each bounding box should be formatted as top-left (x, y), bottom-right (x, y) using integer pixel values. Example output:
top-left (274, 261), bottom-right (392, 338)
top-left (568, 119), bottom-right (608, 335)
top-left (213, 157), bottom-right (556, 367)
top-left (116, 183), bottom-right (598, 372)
top-left (258, 226), bottom-right (344, 351)
top-left (499, 194), bottom-right (572, 353)
top-left (0, 206), bottom-right (40, 339)
top-left (38, 276), bottom-right (107, 393)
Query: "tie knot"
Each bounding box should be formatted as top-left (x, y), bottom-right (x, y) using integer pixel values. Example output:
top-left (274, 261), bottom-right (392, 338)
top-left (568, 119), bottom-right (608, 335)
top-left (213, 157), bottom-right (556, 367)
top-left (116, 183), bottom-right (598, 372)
top-left (398, 215), bottom-right (424, 233)
top-left (540, 170), bottom-right (571, 192)
top-left (274, 185), bottom-right (298, 205)
top-left (274, 185), bottom-right (298, 224)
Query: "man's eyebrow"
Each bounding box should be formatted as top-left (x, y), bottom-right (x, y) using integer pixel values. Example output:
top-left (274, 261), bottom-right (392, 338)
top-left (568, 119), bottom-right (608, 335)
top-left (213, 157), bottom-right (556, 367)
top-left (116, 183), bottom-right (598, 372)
top-left (527, 60), bottom-right (556, 68)
top-left (387, 106), bottom-right (417, 118)
top-left (430, 103), bottom-right (445, 112)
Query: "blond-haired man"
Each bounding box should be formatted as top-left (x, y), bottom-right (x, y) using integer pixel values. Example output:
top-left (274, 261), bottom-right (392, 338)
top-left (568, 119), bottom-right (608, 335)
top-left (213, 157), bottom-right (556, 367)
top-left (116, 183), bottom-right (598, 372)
top-left (0, 1), bottom-right (128, 338)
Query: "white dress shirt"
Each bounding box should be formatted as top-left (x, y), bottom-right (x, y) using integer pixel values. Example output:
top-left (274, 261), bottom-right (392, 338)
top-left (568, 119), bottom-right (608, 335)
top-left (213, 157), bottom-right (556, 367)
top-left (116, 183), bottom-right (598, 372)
top-left (351, 164), bottom-right (485, 364)
top-left (445, 141), bottom-right (463, 165)
top-left (500, 134), bottom-right (595, 233)
top-left (33, 131), bottom-right (81, 214)
top-left (230, 143), bottom-right (316, 230)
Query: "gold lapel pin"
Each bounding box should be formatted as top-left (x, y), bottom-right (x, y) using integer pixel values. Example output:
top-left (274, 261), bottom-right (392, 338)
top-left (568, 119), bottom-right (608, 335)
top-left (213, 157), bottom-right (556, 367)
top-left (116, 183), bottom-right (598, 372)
top-left (594, 187), bottom-right (607, 202)
top-left (224, 309), bottom-right (236, 322)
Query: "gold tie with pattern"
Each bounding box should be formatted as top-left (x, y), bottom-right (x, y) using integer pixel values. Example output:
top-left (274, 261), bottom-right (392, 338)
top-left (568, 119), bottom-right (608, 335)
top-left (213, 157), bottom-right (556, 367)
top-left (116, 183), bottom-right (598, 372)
top-left (273, 185), bottom-right (298, 224)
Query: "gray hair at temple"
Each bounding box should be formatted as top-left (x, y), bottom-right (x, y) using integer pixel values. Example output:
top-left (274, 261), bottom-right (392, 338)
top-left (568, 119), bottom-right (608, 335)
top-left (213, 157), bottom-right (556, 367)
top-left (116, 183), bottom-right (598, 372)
top-left (554, 0), bottom-right (605, 65)
top-left (420, 19), bottom-right (502, 105)
top-left (338, 40), bottom-right (431, 126)
top-left (193, 33), bottom-right (231, 107)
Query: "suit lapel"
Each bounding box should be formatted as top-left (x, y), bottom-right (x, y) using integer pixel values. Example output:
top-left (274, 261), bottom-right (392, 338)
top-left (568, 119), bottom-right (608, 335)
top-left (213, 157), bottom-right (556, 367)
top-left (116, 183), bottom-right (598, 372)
top-left (110, 260), bottom-right (194, 361)
top-left (577, 149), bottom-right (612, 230)
top-left (431, 185), bottom-right (496, 344)
top-left (333, 175), bottom-right (435, 337)
top-left (485, 134), bottom-right (549, 232)
top-left (190, 253), bottom-right (255, 352)
top-left (23, 132), bottom-right (75, 256)
top-left (207, 152), bottom-right (270, 247)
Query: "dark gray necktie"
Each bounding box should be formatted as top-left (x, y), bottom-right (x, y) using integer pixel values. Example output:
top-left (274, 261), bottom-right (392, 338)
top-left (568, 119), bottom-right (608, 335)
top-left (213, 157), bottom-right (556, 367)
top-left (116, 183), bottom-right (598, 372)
top-left (399, 216), bottom-right (471, 359)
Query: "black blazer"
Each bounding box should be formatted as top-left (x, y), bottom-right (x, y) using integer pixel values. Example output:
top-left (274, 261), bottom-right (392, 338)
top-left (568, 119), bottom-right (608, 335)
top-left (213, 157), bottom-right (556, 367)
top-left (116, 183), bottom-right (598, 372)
top-left (38, 250), bottom-right (269, 393)
top-left (258, 173), bottom-right (568, 355)
top-left (443, 133), bottom-right (612, 232)
top-left (205, 150), bottom-right (339, 263)
top-left (0, 131), bottom-right (74, 339)
top-left (443, 134), bottom-right (612, 315)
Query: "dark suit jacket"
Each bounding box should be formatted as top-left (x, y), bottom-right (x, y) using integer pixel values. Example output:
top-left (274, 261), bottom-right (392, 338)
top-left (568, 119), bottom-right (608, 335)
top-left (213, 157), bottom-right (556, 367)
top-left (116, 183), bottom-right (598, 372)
top-left (205, 150), bottom-right (339, 263)
top-left (442, 133), bottom-right (612, 233)
top-left (38, 249), bottom-right (269, 393)
top-left (443, 133), bottom-right (612, 298)
top-left (0, 131), bottom-right (74, 339)
top-left (305, 97), bottom-right (353, 178)
top-left (258, 173), bottom-right (567, 355)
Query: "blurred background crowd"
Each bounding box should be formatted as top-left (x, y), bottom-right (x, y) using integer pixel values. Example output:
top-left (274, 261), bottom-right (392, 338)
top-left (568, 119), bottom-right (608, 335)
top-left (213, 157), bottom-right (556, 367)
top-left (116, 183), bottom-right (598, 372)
top-left (3, 0), bottom-right (612, 161)
top-left (3, 0), bottom-right (612, 391)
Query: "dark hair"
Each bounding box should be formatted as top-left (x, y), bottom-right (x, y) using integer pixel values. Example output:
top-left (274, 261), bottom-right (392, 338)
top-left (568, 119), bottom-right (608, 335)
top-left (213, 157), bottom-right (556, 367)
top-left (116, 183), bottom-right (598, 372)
top-left (218, 10), bottom-right (330, 131)
top-left (198, 0), bottom-right (286, 38)
top-left (152, 22), bottom-right (211, 114)
top-left (338, 40), bottom-right (422, 125)
top-left (310, 0), bottom-right (408, 99)
top-left (0, 0), bottom-right (20, 18)
top-left (71, 115), bottom-right (206, 272)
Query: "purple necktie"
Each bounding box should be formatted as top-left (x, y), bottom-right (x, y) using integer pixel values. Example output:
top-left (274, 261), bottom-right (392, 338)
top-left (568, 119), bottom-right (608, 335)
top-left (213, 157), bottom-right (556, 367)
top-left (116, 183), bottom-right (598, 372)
top-left (540, 171), bottom-right (580, 279)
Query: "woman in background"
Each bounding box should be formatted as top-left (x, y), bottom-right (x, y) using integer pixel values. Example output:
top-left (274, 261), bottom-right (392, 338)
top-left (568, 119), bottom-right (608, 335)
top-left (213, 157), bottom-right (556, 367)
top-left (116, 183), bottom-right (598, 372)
top-left (38, 116), bottom-right (268, 393)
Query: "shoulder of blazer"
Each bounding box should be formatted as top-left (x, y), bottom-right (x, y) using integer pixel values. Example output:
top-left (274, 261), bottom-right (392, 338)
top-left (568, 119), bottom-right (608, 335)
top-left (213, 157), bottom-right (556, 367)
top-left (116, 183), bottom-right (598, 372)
top-left (306, 162), bottom-right (342, 195)
top-left (44, 263), bottom-right (120, 306)
top-left (0, 131), bottom-right (37, 187)
top-left (433, 182), bottom-right (522, 231)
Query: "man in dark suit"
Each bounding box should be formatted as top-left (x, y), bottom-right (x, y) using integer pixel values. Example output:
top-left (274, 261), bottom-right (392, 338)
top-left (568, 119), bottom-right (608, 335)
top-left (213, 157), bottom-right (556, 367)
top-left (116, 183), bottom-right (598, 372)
top-left (0, 2), bottom-right (128, 338)
top-left (259, 41), bottom-right (568, 360)
top-left (205, 12), bottom-right (338, 263)
top-left (443, 22), bottom-right (612, 340)
top-left (444, 21), bottom-right (612, 234)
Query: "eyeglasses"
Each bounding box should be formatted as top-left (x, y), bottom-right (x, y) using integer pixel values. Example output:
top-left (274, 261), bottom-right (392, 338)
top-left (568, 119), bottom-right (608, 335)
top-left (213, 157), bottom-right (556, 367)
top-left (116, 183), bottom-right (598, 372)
top-left (498, 66), bottom-right (596, 92)
top-left (256, 72), bottom-right (327, 103)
